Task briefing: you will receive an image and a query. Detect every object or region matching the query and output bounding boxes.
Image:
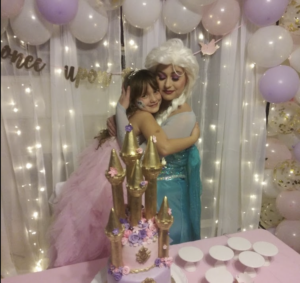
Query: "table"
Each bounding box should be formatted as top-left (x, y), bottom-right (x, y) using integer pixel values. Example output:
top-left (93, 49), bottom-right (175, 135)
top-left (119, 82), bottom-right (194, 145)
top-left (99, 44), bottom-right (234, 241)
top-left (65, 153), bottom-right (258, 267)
top-left (2, 229), bottom-right (300, 283)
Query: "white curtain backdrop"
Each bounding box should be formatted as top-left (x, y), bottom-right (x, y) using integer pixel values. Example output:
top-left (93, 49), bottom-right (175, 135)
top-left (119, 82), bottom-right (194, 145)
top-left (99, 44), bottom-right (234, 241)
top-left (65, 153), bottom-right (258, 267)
top-left (1, 8), bottom-right (121, 276)
top-left (1, 0), bottom-right (266, 277)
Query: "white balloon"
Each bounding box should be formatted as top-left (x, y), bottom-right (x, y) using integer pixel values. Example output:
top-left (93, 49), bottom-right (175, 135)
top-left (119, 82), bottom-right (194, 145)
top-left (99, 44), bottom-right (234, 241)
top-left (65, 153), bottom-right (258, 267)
top-left (163, 0), bottom-right (202, 34)
top-left (10, 0), bottom-right (53, 46)
top-left (179, 0), bottom-right (211, 14)
top-left (289, 47), bottom-right (300, 73)
top-left (262, 169), bottom-right (282, 198)
top-left (123, 0), bottom-right (162, 29)
top-left (69, 0), bottom-right (108, 44)
top-left (247, 25), bottom-right (293, 68)
top-left (1, 18), bottom-right (8, 35)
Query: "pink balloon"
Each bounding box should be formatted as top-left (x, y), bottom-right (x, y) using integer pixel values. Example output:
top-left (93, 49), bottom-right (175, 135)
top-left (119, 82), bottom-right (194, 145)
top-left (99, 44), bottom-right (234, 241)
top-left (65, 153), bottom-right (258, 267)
top-left (1, 0), bottom-right (24, 18)
top-left (202, 0), bottom-right (241, 36)
top-left (244, 0), bottom-right (289, 27)
top-left (293, 142), bottom-right (300, 163)
top-left (275, 220), bottom-right (300, 253)
top-left (276, 191), bottom-right (300, 220)
top-left (265, 138), bottom-right (292, 169)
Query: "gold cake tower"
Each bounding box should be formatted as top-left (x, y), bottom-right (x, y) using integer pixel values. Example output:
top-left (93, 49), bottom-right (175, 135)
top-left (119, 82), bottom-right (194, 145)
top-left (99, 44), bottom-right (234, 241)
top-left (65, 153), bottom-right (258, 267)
top-left (105, 125), bottom-right (174, 266)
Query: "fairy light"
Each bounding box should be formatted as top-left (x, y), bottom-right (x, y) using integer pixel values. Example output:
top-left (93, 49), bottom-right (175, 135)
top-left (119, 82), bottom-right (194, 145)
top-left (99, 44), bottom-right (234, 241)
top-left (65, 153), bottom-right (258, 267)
top-left (55, 68), bottom-right (62, 75)
top-left (25, 87), bottom-right (31, 93)
top-left (107, 62), bottom-right (112, 67)
top-left (31, 16), bottom-right (36, 20)
top-left (31, 231), bottom-right (36, 235)
top-left (110, 101), bottom-right (116, 107)
top-left (33, 212), bottom-right (38, 219)
top-left (63, 145), bottom-right (68, 149)
top-left (95, 63), bottom-right (100, 67)
top-left (129, 39), bottom-right (135, 46)
top-left (13, 108), bottom-right (19, 112)
top-left (103, 41), bottom-right (108, 46)
top-left (40, 169), bottom-right (45, 173)
top-left (65, 46), bottom-right (69, 52)
top-left (250, 63), bottom-right (255, 69)
top-left (69, 109), bottom-right (73, 114)
top-left (17, 130), bottom-right (21, 135)
top-left (210, 124), bottom-right (216, 130)
top-left (36, 126), bottom-right (40, 130)
top-left (36, 143), bottom-right (41, 148)
top-left (198, 33), bottom-right (204, 40)
top-left (26, 163), bottom-right (32, 169)
top-left (40, 187), bottom-right (45, 192)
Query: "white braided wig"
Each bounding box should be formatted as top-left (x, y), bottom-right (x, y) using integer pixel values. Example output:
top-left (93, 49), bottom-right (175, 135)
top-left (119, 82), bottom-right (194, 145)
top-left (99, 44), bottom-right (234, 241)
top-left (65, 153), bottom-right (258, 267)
top-left (145, 38), bottom-right (199, 125)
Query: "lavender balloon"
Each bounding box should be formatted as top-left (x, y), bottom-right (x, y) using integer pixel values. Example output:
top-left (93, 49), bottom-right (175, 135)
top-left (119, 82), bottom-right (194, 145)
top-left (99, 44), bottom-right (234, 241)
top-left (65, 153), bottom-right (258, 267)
top-left (36, 0), bottom-right (79, 25)
top-left (259, 65), bottom-right (300, 103)
top-left (244, 0), bottom-right (289, 26)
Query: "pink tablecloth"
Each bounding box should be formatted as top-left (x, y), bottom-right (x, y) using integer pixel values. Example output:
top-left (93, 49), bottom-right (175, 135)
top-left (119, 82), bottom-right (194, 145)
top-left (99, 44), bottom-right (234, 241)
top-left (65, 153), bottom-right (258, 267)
top-left (2, 229), bottom-right (300, 283)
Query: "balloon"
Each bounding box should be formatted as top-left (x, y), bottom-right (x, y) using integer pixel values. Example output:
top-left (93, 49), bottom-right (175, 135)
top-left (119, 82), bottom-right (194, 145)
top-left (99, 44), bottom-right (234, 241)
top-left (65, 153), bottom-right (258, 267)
top-left (179, 0), bottom-right (215, 14)
top-left (36, 0), bottom-right (78, 25)
top-left (68, 0), bottom-right (108, 44)
top-left (293, 142), bottom-right (300, 163)
top-left (275, 220), bottom-right (300, 253)
top-left (247, 26), bottom-right (293, 68)
top-left (1, 18), bottom-right (8, 35)
top-left (289, 47), bottom-right (300, 73)
top-left (262, 169), bottom-right (282, 198)
top-left (265, 138), bottom-right (292, 169)
top-left (10, 0), bottom-right (53, 46)
top-left (260, 198), bottom-right (284, 229)
top-left (277, 133), bottom-right (299, 151)
top-left (86, 0), bottom-right (123, 11)
top-left (162, 0), bottom-right (202, 34)
top-left (1, 0), bottom-right (24, 18)
top-left (268, 102), bottom-right (300, 135)
top-left (244, 0), bottom-right (289, 27)
top-left (273, 160), bottom-right (300, 191)
top-left (276, 190), bottom-right (300, 220)
top-left (259, 65), bottom-right (300, 103)
top-left (201, 0), bottom-right (240, 36)
top-left (123, 0), bottom-right (162, 29)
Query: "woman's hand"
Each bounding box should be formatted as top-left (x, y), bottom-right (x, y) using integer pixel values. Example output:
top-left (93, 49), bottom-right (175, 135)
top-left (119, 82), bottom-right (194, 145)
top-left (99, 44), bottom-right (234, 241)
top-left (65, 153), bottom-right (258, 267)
top-left (191, 122), bottom-right (200, 142)
top-left (119, 85), bottom-right (131, 109)
top-left (106, 115), bottom-right (117, 137)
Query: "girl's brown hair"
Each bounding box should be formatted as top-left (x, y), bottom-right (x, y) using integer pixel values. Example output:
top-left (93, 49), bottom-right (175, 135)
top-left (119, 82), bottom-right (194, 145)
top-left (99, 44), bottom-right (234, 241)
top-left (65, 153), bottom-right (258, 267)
top-left (95, 69), bottom-right (159, 148)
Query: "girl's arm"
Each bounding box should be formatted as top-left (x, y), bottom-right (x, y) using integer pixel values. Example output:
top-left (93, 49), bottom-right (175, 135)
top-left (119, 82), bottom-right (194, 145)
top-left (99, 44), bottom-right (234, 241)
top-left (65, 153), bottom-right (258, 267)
top-left (131, 111), bottom-right (199, 157)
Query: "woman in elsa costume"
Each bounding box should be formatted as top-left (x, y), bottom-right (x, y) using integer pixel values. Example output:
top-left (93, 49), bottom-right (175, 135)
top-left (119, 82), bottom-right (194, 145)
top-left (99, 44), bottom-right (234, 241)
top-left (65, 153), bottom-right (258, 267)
top-left (114, 38), bottom-right (202, 244)
top-left (47, 69), bottom-right (200, 268)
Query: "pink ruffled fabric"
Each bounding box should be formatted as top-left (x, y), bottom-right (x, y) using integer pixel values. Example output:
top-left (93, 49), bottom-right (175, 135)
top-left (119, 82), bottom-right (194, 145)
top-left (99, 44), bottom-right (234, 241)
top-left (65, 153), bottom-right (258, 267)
top-left (48, 138), bottom-right (126, 268)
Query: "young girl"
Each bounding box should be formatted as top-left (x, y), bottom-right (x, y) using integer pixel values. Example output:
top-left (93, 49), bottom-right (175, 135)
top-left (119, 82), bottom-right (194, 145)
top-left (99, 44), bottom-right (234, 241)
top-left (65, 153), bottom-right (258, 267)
top-left (48, 69), bottom-right (200, 268)
top-left (114, 39), bottom-right (202, 244)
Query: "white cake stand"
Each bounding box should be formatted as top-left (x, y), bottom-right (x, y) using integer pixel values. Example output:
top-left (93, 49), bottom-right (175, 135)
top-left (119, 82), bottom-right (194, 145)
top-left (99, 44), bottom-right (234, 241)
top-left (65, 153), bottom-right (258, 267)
top-left (252, 241), bottom-right (278, 266)
top-left (209, 245), bottom-right (234, 268)
top-left (178, 246), bottom-right (203, 272)
top-left (205, 267), bottom-right (233, 283)
top-left (227, 237), bottom-right (251, 259)
top-left (238, 251), bottom-right (265, 278)
top-left (171, 264), bottom-right (188, 283)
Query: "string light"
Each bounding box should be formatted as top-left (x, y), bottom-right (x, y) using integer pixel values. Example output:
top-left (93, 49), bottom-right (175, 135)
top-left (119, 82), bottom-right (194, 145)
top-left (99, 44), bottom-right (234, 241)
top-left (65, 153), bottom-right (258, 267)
top-left (36, 126), bottom-right (41, 130)
top-left (16, 130), bottom-right (21, 135)
top-left (26, 163), bottom-right (32, 169)
top-left (40, 187), bottom-right (45, 192)
top-left (25, 88), bottom-right (31, 93)
top-left (13, 108), bottom-right (19, 112)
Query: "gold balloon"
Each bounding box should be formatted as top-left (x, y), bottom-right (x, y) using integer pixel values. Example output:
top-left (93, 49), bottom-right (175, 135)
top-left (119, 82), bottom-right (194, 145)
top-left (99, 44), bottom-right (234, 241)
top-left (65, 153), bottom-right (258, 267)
top-left (260, 198), bottom-right (284, 229)
top-left (273, 160), bottom-right (300, 191)
top-left (268, 102), bottom-right (300, 134)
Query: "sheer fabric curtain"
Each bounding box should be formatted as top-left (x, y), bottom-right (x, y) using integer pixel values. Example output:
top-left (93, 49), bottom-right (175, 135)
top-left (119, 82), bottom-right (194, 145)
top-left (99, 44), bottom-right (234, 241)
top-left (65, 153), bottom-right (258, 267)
top-left (1, 8), bottom-right (121, 277)
top-left (123, 1), bottom-right (265, 239)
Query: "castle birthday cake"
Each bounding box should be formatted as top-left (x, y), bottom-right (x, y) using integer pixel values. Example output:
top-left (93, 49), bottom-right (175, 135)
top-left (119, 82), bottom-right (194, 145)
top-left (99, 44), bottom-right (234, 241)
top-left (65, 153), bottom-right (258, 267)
top-left (104, 125), bottom-right (173, 283)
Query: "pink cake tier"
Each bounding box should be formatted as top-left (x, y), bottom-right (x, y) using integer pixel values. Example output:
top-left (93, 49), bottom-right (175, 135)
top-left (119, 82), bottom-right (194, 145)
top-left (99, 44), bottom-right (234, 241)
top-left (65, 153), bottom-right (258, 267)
top-left (107, 217), bottom-right (173, 282)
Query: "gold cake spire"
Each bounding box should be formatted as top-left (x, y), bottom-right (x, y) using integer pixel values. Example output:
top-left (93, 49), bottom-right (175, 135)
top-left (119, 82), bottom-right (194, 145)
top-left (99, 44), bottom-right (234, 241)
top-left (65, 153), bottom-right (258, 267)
top-left (142, 136), bottom-right (163, 219)
top-left (127, 159), bottom-right (148, 226)
top-left (105, 149), bottom-right (126, 219)
top-left (105, 208), bottom-right (124, 267)
top-left (155, 196), bottom-right (173, 258)
top-left (120, 124), bottom-right (142, 209)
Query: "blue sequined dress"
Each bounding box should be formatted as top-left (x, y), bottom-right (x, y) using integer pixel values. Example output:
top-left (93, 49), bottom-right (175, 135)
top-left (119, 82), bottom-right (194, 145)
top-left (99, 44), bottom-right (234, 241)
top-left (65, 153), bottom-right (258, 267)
top-left (157, 145), bottom-right (201, 244)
